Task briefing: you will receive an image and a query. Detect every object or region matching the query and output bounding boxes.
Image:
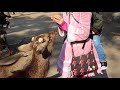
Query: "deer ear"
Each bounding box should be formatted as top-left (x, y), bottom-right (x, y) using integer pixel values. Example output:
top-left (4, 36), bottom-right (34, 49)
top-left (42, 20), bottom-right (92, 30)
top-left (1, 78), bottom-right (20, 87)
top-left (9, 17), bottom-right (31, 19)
top-left (31, 37), bottom-right (35, 41)
top-left (38, 38), bottom-right (43, 43)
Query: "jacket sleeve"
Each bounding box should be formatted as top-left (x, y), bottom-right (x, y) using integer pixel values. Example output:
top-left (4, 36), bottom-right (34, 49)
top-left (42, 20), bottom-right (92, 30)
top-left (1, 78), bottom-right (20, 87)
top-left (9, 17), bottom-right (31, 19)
top-left (58, 21), bottom-right (68, 32)
top-left (67, 12), bottom-right (92, 42)
top-left (58, 13), bottom-right (68, 37)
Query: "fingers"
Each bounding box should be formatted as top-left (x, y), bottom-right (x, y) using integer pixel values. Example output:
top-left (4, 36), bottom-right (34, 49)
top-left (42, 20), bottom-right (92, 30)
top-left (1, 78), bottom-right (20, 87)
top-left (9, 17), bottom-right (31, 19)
top-left (51, 15), bottom-right (60, 22)
top-left (52, 18), bottom-right (61, 24)
top-left (53, 15), bottom-right (62, 20)
top-left (51, 14), bottom-right (61, 19)
top-left (51, 14), bottom-right (63, 25)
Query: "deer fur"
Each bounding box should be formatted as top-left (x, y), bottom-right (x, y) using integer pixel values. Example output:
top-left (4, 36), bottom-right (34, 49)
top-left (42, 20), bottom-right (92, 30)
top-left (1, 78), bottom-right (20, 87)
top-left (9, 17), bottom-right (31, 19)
top-left (0, 30), bottom-right (58, 78)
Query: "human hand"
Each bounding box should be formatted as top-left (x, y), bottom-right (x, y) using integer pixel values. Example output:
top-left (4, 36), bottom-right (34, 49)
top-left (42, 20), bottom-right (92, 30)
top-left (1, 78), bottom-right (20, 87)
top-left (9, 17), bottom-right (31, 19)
top-left (51, 14), bottom-right (64, 25)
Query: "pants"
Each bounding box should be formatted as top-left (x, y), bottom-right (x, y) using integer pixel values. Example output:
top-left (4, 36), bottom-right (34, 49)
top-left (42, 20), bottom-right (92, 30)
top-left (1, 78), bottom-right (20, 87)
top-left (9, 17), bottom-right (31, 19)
top-left (93, 35), bottom-right (106, 62)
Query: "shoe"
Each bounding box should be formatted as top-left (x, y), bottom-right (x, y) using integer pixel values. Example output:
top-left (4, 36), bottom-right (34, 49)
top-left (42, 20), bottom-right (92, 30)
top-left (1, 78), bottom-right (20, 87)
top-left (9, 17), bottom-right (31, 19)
top-left (100, 62), bottom-right (107, 70)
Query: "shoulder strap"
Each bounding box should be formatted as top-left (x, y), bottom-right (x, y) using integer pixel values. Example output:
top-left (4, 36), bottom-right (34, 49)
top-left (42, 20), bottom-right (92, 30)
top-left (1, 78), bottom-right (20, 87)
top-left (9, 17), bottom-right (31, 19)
top-left (71, 14), bottom-right (79, 24)
top-left (91, 12), bottom-right (93, 27)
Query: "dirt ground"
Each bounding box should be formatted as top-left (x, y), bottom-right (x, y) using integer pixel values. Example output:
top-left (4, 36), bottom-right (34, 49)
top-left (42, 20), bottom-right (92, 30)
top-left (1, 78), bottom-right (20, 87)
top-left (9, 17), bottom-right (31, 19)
top-left (3, 12), bottom-right (120, 78)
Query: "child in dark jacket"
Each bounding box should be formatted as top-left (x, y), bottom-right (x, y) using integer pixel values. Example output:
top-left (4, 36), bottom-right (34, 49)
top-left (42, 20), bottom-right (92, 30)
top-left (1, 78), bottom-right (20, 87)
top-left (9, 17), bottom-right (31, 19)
top-left (92, 12), bottom-right (107, 70)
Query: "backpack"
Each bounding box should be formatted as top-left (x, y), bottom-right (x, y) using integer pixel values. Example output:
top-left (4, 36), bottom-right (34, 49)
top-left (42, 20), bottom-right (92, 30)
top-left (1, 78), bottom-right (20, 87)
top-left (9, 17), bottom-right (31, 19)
top-left (70, 12), bottom-right (103, 33)
top-left (91, 12), bottom-right (103, 34)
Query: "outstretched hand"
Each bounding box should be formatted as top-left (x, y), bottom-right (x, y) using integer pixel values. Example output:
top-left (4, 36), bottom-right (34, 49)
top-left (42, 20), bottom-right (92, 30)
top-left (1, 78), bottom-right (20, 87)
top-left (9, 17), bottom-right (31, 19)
top-left (51, 14), bottom-right (64, 25)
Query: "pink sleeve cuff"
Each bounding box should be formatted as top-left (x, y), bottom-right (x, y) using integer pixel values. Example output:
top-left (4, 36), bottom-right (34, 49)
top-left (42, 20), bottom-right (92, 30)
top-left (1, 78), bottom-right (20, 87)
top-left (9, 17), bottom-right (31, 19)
top-left (58, 21), bottom-right (68, 32)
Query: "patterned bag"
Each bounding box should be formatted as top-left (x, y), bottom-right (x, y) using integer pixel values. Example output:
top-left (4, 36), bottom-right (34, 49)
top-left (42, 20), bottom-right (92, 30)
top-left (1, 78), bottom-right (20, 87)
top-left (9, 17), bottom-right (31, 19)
top-left (71, 40), bottom-right (98, 78)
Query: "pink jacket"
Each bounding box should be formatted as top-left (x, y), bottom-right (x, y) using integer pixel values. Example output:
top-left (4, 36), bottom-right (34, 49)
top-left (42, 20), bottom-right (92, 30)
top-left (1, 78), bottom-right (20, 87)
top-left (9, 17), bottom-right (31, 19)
top-left (57, 12), bottom-right (102, 78)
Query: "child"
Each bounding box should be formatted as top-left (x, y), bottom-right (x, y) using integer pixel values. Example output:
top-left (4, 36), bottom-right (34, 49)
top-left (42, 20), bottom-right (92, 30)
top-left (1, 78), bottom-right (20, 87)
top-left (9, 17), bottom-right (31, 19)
top-left (92, 12), bottom-right (107, 70)
top-left (51, 12), bottom-right (103, 78)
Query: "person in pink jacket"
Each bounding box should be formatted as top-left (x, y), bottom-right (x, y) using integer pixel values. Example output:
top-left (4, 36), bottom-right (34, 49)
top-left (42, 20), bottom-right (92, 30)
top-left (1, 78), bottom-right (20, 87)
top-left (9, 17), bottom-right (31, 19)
top-left (51, 12), bottom-right (106, 78)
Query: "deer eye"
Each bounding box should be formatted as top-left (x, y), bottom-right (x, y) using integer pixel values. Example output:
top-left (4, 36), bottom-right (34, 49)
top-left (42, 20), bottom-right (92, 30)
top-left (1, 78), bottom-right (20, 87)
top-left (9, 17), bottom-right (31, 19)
top-left (38, 38), bottom-right (43, 43)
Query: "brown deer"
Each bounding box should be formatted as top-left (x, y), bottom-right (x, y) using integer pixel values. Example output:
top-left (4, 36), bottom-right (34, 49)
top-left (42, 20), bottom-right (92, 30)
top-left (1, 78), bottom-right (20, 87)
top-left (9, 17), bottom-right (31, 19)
top-left (0, 30), bottom-right (58, 78)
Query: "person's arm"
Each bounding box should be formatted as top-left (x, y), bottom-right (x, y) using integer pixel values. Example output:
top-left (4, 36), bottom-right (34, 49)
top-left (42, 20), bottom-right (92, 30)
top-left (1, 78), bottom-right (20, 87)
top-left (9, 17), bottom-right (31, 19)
top-left (57, 13), bottom-right (68, 37)
top-left (58, 21), bottom-right (68, 32)
top-left (67, 12), bottom-right (92, 42)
